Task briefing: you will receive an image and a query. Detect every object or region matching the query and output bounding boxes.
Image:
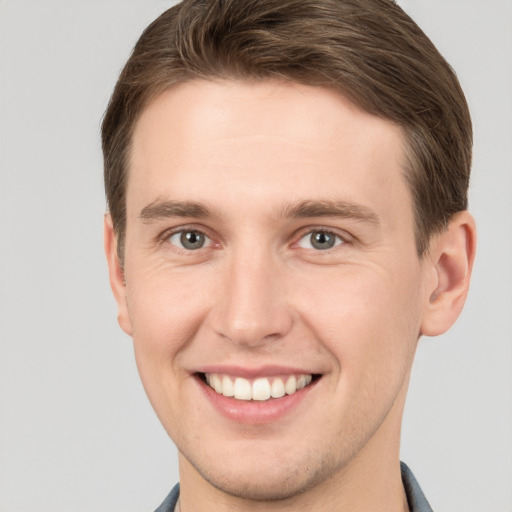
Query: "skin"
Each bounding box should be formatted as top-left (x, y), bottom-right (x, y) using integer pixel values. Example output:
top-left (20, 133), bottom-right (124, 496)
top-left (105, 80), bottom-right (476, 512)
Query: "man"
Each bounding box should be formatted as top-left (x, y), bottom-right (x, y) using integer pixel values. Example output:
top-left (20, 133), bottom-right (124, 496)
top-left (102, 1), bottom-right (476, 510)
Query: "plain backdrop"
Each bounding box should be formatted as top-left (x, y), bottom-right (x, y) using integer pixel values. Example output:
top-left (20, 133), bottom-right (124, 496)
top-left (0, 1), bottom-right (511, 511)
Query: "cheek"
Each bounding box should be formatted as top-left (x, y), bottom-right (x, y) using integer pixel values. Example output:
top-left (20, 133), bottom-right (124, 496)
top-left (296, 264), bottom-right (423, 377)
top-left (297, 265), bottom-right (423, 437)
top-left (123, 267), bottom-right (213, 414)
top-left (125, 268), bottom-right (214, 433)
top-left (126, 262), bottom-right (212, 353)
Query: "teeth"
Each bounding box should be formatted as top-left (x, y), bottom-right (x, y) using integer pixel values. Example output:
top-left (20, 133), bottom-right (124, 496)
top-left (252, 378), bottom-right (271, 401)
top-left (234, 377), bottom-right (252, 400)
top-left (211, 374), bottom-right (222, 393)
top-left (271, 378), bottom-right (285, 398)
top-left (204, 373), bottom-right (314, 401)
top-left (222, 375), bottom-right (234, 397)
top-left (285, 375), bottom-right (296, 395)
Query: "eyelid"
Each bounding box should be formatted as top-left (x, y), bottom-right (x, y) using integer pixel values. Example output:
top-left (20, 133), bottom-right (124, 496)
top-left (158, 224), bottom-right (218, 250)
top-left (293, 226), bottom-right (351, 250)
top-left (156, 224), bottom-right (352, 252)
top-left (170, 231), bottom-right (211, 249)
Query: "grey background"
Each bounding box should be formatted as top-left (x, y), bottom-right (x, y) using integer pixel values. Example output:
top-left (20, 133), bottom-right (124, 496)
top-left (0, 1), bottom-right (510, 511)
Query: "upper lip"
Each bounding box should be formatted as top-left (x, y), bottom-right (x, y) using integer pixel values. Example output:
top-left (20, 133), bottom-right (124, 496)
top-left (194, 365), bottom-right (319, 379)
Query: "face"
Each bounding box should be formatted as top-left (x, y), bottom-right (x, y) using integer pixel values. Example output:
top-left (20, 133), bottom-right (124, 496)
top-left (109, 80), bottom-right (435, 502)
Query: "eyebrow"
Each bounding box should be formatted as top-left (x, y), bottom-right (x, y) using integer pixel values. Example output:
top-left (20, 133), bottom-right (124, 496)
top-left (282, 200), bottom-right (380, 225)
top-left (139, 200), bottom-right (214, 222)
top-left (139, 198), bottom-right (379, 225)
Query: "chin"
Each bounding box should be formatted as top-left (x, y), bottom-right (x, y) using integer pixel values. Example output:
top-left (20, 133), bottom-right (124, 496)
top-left (184, 444), bottom-right (341, 503)
top-left (202, 469), bottom-right (319, 502)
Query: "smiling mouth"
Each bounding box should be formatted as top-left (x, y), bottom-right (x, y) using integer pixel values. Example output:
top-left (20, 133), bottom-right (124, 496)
top-left (199, 373), bottom-right (319, 401)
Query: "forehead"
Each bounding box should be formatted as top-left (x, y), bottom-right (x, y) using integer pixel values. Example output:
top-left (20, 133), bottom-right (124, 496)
top-left (128, 79), bottom-right (411, 229)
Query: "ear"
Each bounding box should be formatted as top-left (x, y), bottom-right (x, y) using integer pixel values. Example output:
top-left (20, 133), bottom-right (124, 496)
top-left (420, 211), bottom-right (477, 337)
top-left (104, 214), bottom-right (133, 336)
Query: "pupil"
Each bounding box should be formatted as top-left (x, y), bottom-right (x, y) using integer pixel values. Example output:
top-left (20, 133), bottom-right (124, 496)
top-left (181, 230), bottom-right (204, 249)
top-left (311, 231), bottom-right (334, 250)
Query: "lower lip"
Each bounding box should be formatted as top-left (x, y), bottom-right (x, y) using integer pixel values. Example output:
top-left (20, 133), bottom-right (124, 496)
top-left (196, 376), bottom-right (319, 425)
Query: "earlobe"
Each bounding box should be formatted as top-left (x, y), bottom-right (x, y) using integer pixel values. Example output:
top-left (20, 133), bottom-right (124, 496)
top-left (420, 211), bottom-right (476, 337)
top-left (104, 214), bottom-right (133, 336)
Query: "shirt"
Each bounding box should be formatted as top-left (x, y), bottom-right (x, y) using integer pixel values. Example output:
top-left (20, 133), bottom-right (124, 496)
top-left (154, 461), bottom-right (433, 512)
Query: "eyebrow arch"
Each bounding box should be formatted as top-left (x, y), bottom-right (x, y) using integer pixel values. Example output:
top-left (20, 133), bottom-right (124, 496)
top-left (139, 200), bottom-right (214, 222)
top-left (139, 198), bottom-right (380, 225)
top-left (283, 200), bottom-right (380, 225)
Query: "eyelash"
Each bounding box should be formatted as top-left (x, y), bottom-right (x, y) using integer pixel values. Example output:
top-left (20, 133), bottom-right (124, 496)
top-left (159, 226), bottom-right (216, 252)
top-left (160, 226), bottom-right (349, 253)
top-left (295, 229), bottom-right (346, 251)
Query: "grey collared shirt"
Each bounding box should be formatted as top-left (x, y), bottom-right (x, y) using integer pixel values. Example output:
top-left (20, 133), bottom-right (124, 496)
top-left (155, 461), bottom-right (433, 512)
top-left (400, 461), bottom-right (434, 512)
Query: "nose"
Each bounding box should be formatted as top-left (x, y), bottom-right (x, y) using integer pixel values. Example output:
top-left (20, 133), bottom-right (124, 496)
top-left (210, 249), bottom-right (293, 347)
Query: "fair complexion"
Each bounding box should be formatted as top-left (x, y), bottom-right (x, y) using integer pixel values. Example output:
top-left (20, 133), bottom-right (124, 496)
top-left (105, 80), bottom-right (475, 512)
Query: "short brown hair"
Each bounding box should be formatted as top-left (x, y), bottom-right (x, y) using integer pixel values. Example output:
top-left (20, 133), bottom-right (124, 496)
top-left (102, 0), bottom-right (472, 260)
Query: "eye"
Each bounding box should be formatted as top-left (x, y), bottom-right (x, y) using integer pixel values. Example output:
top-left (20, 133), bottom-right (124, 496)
top-left (297, 230), bottom-right (343, 250)
top-left (168, 229), bottom-right (211, 250)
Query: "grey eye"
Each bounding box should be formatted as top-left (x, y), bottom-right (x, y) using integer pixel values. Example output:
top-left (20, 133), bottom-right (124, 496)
top-left (169, 230), bottom-right (209, 250)
top-left (298, 230), bottom-right (342, 250)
